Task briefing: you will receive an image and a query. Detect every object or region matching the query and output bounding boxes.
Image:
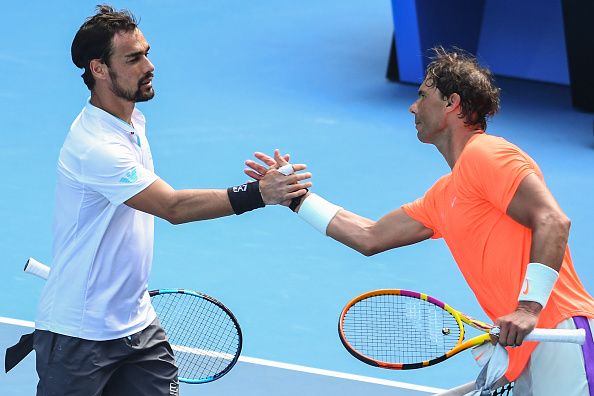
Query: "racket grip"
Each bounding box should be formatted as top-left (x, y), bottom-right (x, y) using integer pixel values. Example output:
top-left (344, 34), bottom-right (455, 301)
top-left (525, 328), bottom-right (586, 345)
top-left (24, 258), bottom-right (50, 280)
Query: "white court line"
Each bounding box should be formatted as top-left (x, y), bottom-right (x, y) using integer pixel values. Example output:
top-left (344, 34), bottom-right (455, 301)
top-left (0, 316), bottom-right (445, 394)
top-left (238, 355), bottom-right (444, 393)
top-left (0, 317), bottom-right (34, 328)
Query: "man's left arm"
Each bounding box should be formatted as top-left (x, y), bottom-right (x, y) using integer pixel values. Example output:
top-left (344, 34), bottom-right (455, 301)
top-left (494, 173), bottom-right (571, 346)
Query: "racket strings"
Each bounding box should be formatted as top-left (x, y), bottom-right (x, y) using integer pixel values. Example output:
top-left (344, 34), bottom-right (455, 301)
top-left (151, 292), bottom-right (240, 381)
top-left (342, 294), bottom-right (461, 364)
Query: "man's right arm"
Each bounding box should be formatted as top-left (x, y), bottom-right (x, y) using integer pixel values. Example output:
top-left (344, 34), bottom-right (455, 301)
top-left (245, 150), bottom-right (433, 255)
top-left (126, 163), bottom-right (312, 224)
top-left (291, 191), bottom-right (434, 256)
top-left (325, 206), bottom-right (435, 256)
top-left (125, 179), bottom-right (235, 224)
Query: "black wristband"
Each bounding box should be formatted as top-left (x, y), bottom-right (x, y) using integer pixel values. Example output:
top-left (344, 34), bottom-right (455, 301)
top-left (289, 188), bottom-right (309, 212)
top-left (227, 181), bottom-right (265, 215)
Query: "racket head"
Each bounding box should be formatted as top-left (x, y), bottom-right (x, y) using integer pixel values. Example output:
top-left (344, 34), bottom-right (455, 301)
top-left (339, 289), bottom-right (472, 370)
top-left (149, 289), bottom-right (242, 383)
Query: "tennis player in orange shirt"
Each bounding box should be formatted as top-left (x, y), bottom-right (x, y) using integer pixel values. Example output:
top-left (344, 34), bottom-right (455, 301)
top-left (247, 47), bottom-right (594, 395)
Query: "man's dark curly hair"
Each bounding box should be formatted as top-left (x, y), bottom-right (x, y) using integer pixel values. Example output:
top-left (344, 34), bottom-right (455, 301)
top-left (71, 4), bottom-right (138, 90)
top-left (425, 46), bottom-right (500, 131)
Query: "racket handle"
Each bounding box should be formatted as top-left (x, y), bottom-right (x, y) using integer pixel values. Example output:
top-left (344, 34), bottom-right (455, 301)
top-left (525, 328), bottom-right (586, 345)
top-left (24, 258), bottom-right (50, 280)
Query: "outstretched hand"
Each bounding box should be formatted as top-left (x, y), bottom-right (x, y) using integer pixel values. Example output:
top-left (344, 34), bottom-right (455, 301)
top-left (250, 149), bottom-right (312, 206)
top-left (245, 149), bottom-right (291, 180)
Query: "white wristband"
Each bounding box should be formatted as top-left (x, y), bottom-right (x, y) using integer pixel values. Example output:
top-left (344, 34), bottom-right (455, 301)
top-left (297, 193), bottom-right (342, 235)
top-left (518, 263), bottom-right (559, 308)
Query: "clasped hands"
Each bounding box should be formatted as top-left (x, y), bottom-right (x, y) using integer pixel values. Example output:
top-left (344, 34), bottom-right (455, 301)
top-left (246, 149), bottom-right (312, 206)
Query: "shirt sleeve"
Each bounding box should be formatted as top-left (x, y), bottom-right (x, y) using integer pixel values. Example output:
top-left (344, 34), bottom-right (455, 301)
top-left (401, 176), bottom-right (449, 240)
top-left (455, 137), bottom-right (540, 213)
top-left (80, 140), bottom-right (159, 206)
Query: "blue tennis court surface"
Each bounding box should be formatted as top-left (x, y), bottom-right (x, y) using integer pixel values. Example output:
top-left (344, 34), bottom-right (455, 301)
top-left (1, 1), bottom-right (593, 394)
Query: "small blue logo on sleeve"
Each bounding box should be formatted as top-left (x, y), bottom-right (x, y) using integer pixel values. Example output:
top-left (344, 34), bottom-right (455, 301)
top-left (119, 167), bottom-right (138, 183)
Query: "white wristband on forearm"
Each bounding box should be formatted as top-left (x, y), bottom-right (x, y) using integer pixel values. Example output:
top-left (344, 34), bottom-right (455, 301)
top-left (297, 193), bottom-right (342, 235)
top-left (518, 263), bottom-right (559, 308)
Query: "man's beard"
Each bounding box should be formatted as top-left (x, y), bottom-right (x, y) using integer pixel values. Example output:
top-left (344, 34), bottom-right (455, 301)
top-left (109, 70), bottom-right (155, 103)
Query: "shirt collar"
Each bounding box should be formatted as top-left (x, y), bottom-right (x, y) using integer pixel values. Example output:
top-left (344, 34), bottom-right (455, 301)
top-left (84, 98), bottom-right (146, 138)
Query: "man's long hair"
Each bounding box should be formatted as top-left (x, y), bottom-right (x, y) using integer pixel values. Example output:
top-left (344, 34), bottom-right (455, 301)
top-left (425, 46), bottom-right (500, 131)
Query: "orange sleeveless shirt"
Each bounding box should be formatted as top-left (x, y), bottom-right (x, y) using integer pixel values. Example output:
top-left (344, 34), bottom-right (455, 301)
top-left (402, 133), bottom-right (594, 380)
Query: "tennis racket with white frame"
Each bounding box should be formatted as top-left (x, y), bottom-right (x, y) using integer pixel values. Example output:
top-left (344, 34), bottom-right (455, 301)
top-left (24, 258), bottom-right (242, 384)
top-left (338, 289), bottom-right (585, 370)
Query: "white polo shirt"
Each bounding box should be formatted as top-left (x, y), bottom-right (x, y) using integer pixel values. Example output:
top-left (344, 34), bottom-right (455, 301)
top-left (35, 100), bottom-right (160, 340)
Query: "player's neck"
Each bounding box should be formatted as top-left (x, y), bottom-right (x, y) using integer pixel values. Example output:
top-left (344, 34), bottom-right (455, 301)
top-left (90, 91), bottom-right (135, 126)
top-left (436, 126), bottom-right (484, 169)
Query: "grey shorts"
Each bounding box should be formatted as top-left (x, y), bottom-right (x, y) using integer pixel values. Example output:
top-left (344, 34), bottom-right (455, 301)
top-left (34, 318), bottom-right (179, 396)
